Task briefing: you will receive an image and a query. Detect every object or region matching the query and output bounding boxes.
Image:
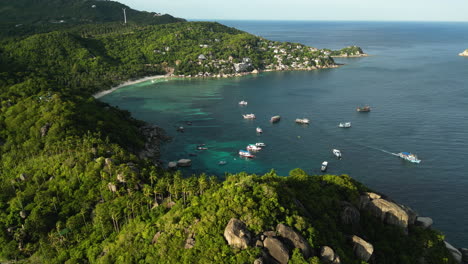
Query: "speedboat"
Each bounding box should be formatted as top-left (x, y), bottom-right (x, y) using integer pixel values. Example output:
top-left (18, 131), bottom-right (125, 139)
top-left (321, 161), bottom-right (328, 172)
top-left (243, 113), bottom-right (256, 119)
top-left (295, 118), bottom-right (309, 124)
top-left (398, 152), bottom-right (421, 163)
top-left (332, 149), bottom-right (342, 159)
top-left (239, 150), bottom-right (255, 158)
top-left (247, 144), bottom-right (262, 151)
top-left (356, 106), bottom-right (371, 112)
top-left (256, 127), bottom-right (263, 133)
top-left (255, 142), bottom-right (266, 147)
top-left (339, 122), bottom-right (351, 128)
top-left (239, 100), bottom-right (248, 106)
top-left (270, 115), bottom-right (281, 123)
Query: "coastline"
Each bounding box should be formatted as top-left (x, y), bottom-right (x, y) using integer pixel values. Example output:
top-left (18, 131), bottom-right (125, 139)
top-left (93, 75), bottom-right (170, 99)
top-left (331, 54), bottom-right (369, 58)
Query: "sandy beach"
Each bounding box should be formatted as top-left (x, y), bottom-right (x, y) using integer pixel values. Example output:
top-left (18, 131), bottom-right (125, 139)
top-left (93, 75), bottom-right (169, 99)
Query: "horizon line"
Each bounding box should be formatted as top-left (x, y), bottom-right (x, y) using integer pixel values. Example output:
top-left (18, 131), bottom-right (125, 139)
top-left (186, 18), bottom-right (468, 23)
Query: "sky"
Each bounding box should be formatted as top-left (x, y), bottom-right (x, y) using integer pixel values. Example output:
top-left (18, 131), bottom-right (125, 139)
top-left (118, 0), bottom-right (468, 21)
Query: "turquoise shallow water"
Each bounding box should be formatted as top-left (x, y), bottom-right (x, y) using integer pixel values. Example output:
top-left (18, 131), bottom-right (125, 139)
top-left (101, 21), bottom-right (468, 247)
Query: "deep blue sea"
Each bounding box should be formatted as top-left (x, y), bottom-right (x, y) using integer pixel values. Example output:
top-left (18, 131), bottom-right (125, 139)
top-left (101, 21), bottom-right (468, 247)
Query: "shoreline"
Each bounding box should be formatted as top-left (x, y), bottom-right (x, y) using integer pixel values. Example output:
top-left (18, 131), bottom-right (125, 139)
top-left (93, 74), bottom-right (170, 99)
top-left (331, 54), bottom-right (369, 58)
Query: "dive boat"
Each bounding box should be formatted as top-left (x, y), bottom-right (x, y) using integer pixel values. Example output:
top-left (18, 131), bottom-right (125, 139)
top-left (256, 127), bottom-right (263, 133)
top-left (321, 161), bottom-right (328, 172)
top-left (356, 106), bottom-right (371, 112)
top-left (295, 118), bottom-right (310, 124)
top-left (243, 113), bottom-right (256, 119)
top-left (270, 115), bottom-right (281, 123)
top-left (255, 142), bottom-right (266, 147)
top-left (398, 152), bottom-right (421, 163)
top-left (239, 100), bottom-right (248, 106)
top-left (332, 149), bottom-right (342, 159)
top-left (339, 122), bottom-right (351, 128)
top-left (247, 144), bottom-right (262, 151)
top-left (239, 150), bottom-right (255, 158)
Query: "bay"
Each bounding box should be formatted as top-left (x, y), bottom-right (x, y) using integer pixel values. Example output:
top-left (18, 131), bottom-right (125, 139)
top-left (101, 21), bottom-right (468, 247)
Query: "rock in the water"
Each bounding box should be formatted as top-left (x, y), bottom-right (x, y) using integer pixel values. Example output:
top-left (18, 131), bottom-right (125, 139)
top-left (184, 237), bottom-right (195, 249)
top-left (444, 241), bottom-right (462, 263)
top-left (351, 235), bottom-right (373, 262)
top-left (459, 248), bottom-right (468, 262)
top-left (415, 217), bottom-right (433, 229)
top-left (152, 231), bottom-right (162, 244)
top-left (366, 198), bottom-right (409, 230)
top-left (459, 49), bottom-right (468, 57)
top-left (276, 223), bottom-right (312, 258)
top-left (341, 203), bottom-right (360, 227)
top-left (168, 161), bottom-right (178, 169)
top-left (224, 218), bottom-right (251, 249)
top-left (177, 159), bottom-right (192, 167)
top-left (263, 237), bottom-right (290, 264)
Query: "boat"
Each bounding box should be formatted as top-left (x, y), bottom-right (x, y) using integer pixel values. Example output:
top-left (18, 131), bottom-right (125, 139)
top-left (239, 100), bottom-right (248, 106)
top-left (243, 113), bottom-right (256, 119)
top-left (256, 127), bottom-right (263, 133)
top-left (295, 118), bottom-right (310, 124)
top-left (397, 152), bottom-right (421, 163)
top-left (339, 122), bottom-right (351, 128)
top-left (270, 115), bottom-right (281, 123)
top-left (239, 150), bottom-right (255, 158)
top-left (176, 126), bottom-right (185, 132)
top-left (218, 160), bottom-right (227, 165)
top-left (321, 161), bottom-right (328, 172)
top-left (356, 106), bottom-right (371, 112)
top-left (197, 146), bottom-right (208, 150)
top-left (247, 144), bottom-right (262, 151)
top-left (255, 142), bottom-right (266, 147)
top-left (332, 149), bottom-right (342, 159)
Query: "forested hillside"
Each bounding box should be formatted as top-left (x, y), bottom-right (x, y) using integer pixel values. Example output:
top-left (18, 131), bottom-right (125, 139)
top-left (0, 1), bottom-right (459, 263)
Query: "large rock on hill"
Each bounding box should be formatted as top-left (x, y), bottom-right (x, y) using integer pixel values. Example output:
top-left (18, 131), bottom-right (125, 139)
top-left (351, 235), bottom-right (374, 262)
top-left (415, 217), bottom-right (433, 229)
top-left (224, 218), bottom-right (251, 249)
top-left (320, 246), bottom-right (341, 264)
top-left (263, 237), bottom-right (290, 264)
top-left (366, 198), bottom-right (409, 230)
top-left (276, 224), bottom-right (313, 258)
top-left (459, 248), bottom-right (468, 263)
top-left (340, 202), bottom-right (360, 228)
top-left (444, 241), bottom-right (462, 263)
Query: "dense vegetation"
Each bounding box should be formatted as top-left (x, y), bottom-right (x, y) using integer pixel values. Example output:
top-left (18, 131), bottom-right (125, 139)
top-left (0, 0), bottom-right (457, 263)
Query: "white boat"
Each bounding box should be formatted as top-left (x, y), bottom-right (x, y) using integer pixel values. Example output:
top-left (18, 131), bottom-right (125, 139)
top-left (256, 127), bottom-right (263, 133)
top-left (321, 161), bottom-right (328, 172)
top-left (247, 144), bottom-right (262, 151)
top-left (218, 160), bottom-right (227, 165)
top-left (255, 142), bottom-right (266, 147)
top-left (398, 152), bottom-right (421, 163)
top-left (239, 100), bottom-right (248, 105)
top-left (243, 113), bottom-right (256, 119)
top-left (295, 118), bottom-right (309, 124)
top-left (332, 149), bottom-right (342, 159)
top-left (339, 122), bottom-right (351, 128)
top-left (239, 150), bottom-right (255, 158)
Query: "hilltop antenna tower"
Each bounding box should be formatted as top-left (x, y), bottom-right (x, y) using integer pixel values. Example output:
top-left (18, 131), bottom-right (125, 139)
top-left (123, 8), bottom-right (127, 24)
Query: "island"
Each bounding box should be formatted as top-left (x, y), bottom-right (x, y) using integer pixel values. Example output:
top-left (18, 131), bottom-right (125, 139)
top-left (0, 0), bottom-right (463, 263)
top-left (459, 49), bottom-right (468, 56)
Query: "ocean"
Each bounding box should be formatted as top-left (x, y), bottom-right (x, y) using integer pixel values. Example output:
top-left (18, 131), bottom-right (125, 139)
top-left (100, 21), bottom-right (468, 247)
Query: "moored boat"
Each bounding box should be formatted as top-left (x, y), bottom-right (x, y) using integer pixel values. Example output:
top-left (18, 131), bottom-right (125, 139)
top-left (332, 149), bottom-right (342, 159)
top-left (356, 106), bottom-right (371, 112)
top-left (239, 100), bottom-right (248, 105)
top-left (255, 142), bottom-right (266, 147)
top-left (256, 127), bottom-right (263, 133)
top-left (270, 115), bottom-right (281, 123)
top-left (398, 152), bottom-right (421, 163)
top-left (321, 161), bottom-right (328, 172)
top-left (239, 150), bottom-right (255, 158)
top-left (243, 113), bottom-right (256, 119)
top-left (295, 118), bottom-right (309, 124)
top-left (247, 144), bottom-right (262, 151)
top-left (339, 122), bottom-right (351, 128)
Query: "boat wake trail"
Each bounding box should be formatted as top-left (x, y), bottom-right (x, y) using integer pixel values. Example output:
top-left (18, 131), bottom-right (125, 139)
top-left (354, 143), bottom-right (399, 156)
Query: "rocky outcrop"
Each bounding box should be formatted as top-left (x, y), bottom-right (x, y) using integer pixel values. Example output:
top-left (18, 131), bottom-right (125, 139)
top-left (399, 204), bottom-right (418, 225)
top-left (177, 159), bottom-right (192, 167)
top-left (340, 202), bottom-right (360, 228)
top-left (364, 196), bottom-right (409, 230)
top-left (139, 124), bottom-right (170, 162)
top-left (276, 224), bottom-right (312, 258)
top-left (444, 241), bottom-right (462, 263)
top-left (40, 123), bottom-right (51, 137)
top-left (459, 49), bottom-right (468, 57)
top-left (152, 231), bottom-right (163, 244)
top-left (224, 218), bottom-right (251, 249)
top-left (320, 246), bottom-right (341, 263)
top-left (415, 217), bottom-right (433, 229)
top-left (234, 62), bottom-right (252, 73)
top-left (184, 237), bottom-right (195, 249)
top-left (263, 237), bottom-right (289, 264)
top-left (459, 248), bottom-right (468, 262)
top-left (351, 235), bottom-right (373, 262)
top-left (168, 161), bottom-right (178, 169)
